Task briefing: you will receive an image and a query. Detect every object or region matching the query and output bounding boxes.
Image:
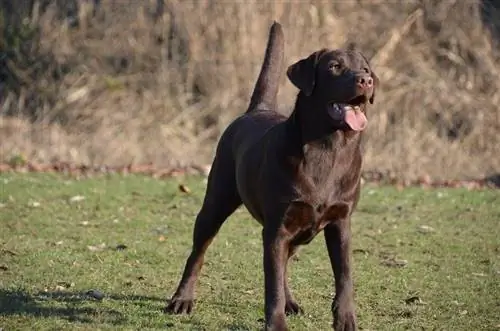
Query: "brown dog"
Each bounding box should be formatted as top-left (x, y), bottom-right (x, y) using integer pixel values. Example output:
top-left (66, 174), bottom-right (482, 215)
top-left (165, 21), bottom-right (378, 331)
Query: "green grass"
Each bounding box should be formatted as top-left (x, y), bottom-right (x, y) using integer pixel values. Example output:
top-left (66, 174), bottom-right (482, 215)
top-left (0, 173), bottom-right (499, 331)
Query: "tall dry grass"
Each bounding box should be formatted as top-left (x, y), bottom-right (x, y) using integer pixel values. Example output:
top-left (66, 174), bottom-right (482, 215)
top-left (1, 0), bottom-right (499, 180)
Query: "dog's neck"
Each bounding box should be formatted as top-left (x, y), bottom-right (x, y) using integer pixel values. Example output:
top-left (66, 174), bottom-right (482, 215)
top-left (284, 93), bottom-right (364, 190)
top-left (285, 93), bottom-right (364, 155)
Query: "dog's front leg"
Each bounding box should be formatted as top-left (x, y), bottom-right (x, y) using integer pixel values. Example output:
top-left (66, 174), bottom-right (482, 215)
top-left (324, 217), bottom-right (357, 331)
top-left (262, 228), bottom-right (289, 331)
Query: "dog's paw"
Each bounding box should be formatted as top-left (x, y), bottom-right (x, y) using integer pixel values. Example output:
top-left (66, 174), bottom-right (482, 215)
top-left (285, 299), bottom-right (304, 315)
top-left (264, 315), bottom-right (289, 331)
top-left (332, 297), bottom-right (357, 331)
top-left (164, 297), bottom-right (194, 315)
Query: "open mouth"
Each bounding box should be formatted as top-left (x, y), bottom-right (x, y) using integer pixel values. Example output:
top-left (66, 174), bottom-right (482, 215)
top-left (347, 95), bottom-right (368, 106)
top-left (327, 95), bottom-right (368, 131)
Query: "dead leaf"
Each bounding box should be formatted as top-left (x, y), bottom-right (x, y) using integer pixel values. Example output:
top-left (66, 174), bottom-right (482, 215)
top-left (404, 296), bottom-right (425, 305)
top-left (178, 184), bottom-right (191, 194)
top-left (459, 310), bottom-right (468, 315)
top-left (417, 225), bottom-right (435, 233)
top-left (158, 235), bottom-right (166, 242)
top-left (69, 195), bottom-right (85, 203)
top-left (381, 257), bottom-right (408, 268)
top-left (87, 243), bottom-right (106, 251)
top-left (54, 285), bottom-right (66, 291)
top-left (57, 281), bottom-right (74, 288)
top-left (1, 249), bottom-right (17, 256)
top-left (29, 201), bottom-right (41, 207)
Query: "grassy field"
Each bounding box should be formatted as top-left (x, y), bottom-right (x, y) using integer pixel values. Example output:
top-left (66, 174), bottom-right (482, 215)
top-left (0, 173), bottom-right (499, 330)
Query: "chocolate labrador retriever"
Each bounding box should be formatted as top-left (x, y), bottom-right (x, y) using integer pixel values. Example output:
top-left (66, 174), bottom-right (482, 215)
top-left (165, 21), bottom-right (378, 331)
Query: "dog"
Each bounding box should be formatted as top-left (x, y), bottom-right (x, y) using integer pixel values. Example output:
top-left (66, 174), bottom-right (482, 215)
top-left (164, 21), bottom-right (378, 331)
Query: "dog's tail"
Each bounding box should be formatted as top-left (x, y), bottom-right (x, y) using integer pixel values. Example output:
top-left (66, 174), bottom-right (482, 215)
top-left (246, 21), bottom-right (284, 113)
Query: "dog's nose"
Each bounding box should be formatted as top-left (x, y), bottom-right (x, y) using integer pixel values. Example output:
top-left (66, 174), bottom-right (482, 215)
top-left (356, 76), bottom-right (373, 88)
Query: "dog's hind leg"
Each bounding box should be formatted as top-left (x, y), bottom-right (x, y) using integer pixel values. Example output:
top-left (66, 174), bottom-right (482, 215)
top-left (165, 152), bottom-right (242, 315)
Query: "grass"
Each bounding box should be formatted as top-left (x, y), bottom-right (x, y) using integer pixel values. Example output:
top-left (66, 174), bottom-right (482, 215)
top-left (0, 173), bottom-right (499, 330)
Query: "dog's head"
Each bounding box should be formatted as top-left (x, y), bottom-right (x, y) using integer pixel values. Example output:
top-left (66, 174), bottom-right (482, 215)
top-left (286, 46), bottom-right (378, 131)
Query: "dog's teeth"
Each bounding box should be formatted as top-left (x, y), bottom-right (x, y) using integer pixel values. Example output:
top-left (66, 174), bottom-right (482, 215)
top-left (330, 104), bottom-right (340, 111)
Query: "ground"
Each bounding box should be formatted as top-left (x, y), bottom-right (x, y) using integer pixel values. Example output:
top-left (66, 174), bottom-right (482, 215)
top-left (0, 173), bottom-right (499, 330)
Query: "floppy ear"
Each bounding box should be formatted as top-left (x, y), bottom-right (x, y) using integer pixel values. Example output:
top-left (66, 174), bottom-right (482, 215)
top-left (286, 49), bottom-right (326, 96)
top-left (369, 70), bottom-right (379, 104)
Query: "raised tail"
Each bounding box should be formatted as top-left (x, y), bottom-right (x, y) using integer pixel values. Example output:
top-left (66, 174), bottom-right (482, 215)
top-left (246, 21), bottom-right (285, 113)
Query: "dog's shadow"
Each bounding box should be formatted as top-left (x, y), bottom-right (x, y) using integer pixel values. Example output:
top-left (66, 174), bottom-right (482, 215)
top-left (0, 288), bottom-right (164, 325)
top-left (0, 289), bottom-right (255, 330)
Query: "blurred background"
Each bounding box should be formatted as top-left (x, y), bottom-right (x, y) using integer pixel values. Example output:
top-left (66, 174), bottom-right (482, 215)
top-left (1, 0), bottom-right (499, 180)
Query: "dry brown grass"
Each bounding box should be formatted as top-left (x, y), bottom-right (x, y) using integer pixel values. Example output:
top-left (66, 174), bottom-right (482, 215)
top-left (1, 0), bottom-right (499, 180)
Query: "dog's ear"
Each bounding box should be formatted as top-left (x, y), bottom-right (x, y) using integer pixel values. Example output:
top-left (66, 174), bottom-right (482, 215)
top-left (369, 70), bottom-right (379, 104)
top-left (286, 49), bottom-right (327, 96)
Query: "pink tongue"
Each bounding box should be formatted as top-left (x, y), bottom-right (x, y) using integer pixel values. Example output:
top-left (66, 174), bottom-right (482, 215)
top-left (345, 109), bottom-right (367, 131)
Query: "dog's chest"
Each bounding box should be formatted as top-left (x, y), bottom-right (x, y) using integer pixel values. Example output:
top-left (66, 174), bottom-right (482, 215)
top-left (283, 200), bottom-right (349, 246)
top-left (296, 142), bottom-right (361, 200)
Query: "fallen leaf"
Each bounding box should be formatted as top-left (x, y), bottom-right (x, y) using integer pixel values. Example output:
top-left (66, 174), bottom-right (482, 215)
top-left (158, 235), bottom-right (166, 242)
top-left (178, 184), bottom-right (191, 194)
top-left (1, 249), bottom-right (17, 256)
top-left (87, 243), bottom-right (106, 251)
top-left (81, 221), bottom-right (89, 226)
top-left (381, 257), bottom-right (408, 268)
top-left (57, 281), bottom-right (74, 288)
top-left (29, 201), bottom-right (41, 207)
top-left (417, 225), bottom-right (435, 233)
top-left (404, 296), bottom-right (425, 305)
top-left (69, 195), bottom-right (85, 203)
top-left (459, 310), bottom-right (468, 315)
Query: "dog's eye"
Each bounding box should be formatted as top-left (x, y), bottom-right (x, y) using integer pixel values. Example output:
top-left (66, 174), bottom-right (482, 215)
top-left (329, 62), bottom-right (341, 71)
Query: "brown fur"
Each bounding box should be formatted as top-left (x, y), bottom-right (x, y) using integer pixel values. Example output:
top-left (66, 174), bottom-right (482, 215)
top-left (164, 21), bottom-right (378, 331)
